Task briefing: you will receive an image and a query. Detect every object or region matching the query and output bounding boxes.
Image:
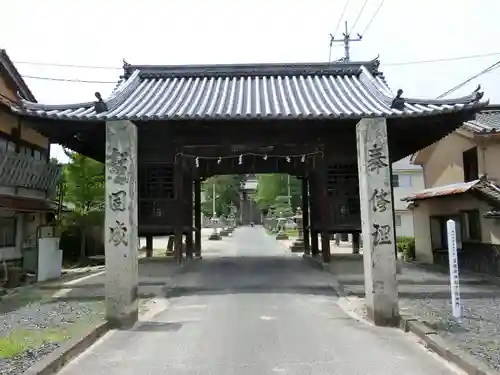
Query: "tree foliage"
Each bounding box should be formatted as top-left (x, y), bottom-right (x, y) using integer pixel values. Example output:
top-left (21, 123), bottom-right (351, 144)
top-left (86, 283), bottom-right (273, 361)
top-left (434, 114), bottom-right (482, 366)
top-left (61, 151), bottom-right (105, 260)
top-left (255, 174), bottom-right (301, 216)
top-left (201, 175), bottom-right (245, 217)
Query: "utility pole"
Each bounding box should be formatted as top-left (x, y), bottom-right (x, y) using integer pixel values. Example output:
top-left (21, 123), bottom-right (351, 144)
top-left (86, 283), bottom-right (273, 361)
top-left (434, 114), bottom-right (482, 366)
top-left (329, 21), bottom-right (362, 62)
top-left (287, 174), bottom-right (291, 209)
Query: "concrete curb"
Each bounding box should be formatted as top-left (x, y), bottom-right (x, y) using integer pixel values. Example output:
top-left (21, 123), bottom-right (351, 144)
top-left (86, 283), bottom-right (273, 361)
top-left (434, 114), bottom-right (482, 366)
top-left (21, 320), bottom-right (111, 375)
top-left (20, 261), bottom-right (196, 375)
top-left (1, 268), bottom-right (105, 302)
top-left (400, 316), bottom-right (500, 375)
top-left (303, 254), bottom-right (500, 375)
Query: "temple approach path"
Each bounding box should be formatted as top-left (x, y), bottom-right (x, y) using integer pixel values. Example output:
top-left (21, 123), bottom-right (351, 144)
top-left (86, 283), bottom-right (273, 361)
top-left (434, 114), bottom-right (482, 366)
top-left (56, 227), bottom-right (462, 375)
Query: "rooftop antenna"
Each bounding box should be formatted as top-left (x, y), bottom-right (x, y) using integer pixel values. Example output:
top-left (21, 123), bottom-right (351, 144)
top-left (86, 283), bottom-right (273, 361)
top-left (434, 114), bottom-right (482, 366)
top-left (329, 21), bottom-right (362, 62)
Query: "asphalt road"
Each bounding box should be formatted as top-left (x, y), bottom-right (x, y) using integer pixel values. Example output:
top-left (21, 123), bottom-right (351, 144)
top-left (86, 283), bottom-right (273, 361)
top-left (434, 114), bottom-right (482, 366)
top-left (58, 226), bottom-right (461, 375)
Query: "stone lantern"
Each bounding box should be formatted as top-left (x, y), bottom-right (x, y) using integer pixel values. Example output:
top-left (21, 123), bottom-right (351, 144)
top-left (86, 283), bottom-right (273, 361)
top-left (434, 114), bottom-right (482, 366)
top-left (220, 216), bottom-right (230, 237)
top-left (275, 211), bottom-right (289, 240)
top-left (227, 213), bottom-right (236, 233)
top-left (208, 217), bottom-right (222, 240)
top-left (289, 207), bottom-right (305, 252)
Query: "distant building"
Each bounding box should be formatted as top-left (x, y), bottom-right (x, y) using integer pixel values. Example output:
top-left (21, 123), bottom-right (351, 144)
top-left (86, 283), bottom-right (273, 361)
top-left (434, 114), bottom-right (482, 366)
top-left (239, 174), bottom-right (260, 224)
top-left (0, 49), bottom-right (61, 264)
top-left (391, 156), bottom-right (424, 237)
top-left (404, 106), bottom-right (500, 276)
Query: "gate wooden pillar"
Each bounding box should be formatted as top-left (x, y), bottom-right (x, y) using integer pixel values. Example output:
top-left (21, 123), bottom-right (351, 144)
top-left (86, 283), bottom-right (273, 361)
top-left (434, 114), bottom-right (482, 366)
top-left (301, 177), bottom-right (310, 254)
top-left (145, 235), bottom-right (153, 258)
top-left (309, 176), bottom-right (319, 256)
top-left (352, 232), bottom-right (360, 254)
top-left (173, 154), bottom-right (184, 264)
top-left (194, 178), bottom-right (202, 258)
top-left (185, 174), bottom-right (194, 259)
top-left (317, 157), bottom-right (331, 263)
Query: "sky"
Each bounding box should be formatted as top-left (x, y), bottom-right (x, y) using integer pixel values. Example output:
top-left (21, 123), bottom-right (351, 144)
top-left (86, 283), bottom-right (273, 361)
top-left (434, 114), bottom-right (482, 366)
top-left (2, 0), bottom-right (499, 163)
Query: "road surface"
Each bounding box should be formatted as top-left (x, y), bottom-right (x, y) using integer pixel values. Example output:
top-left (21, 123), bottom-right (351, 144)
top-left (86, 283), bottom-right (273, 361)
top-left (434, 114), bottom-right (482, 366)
top-left (58, 226), bottom-right (461, 374)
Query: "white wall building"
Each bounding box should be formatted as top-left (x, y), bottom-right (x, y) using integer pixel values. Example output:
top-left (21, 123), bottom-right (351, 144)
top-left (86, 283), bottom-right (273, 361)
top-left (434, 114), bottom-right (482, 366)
top-left (392, 156), bottom-right (424, 237)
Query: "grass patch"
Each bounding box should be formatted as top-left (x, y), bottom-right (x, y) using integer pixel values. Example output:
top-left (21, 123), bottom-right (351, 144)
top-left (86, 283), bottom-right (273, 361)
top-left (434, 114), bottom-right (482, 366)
top-left (152, 248), bottom-right (174, 257)
top-left (0, 299), bottom-right (105, 359)
top-left (0, 328), bottom-right (68, 358)
top-left (265, 228), bottom-right (298, 238)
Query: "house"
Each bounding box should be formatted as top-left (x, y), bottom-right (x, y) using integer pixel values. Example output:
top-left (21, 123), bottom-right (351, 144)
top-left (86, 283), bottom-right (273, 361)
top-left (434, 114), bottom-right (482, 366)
top-left (0, 49), bottom-right (61, 268)
top-left (392, 156), bottom-right (424, 237)
top-left (404, 105), bottom-right (500, 275)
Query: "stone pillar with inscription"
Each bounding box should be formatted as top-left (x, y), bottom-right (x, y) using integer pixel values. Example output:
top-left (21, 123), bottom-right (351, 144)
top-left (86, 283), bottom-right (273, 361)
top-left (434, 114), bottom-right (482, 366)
top-left (105, 120), bottom-right (139, 328)
top-left (356, 117), bottom-right (399, 327)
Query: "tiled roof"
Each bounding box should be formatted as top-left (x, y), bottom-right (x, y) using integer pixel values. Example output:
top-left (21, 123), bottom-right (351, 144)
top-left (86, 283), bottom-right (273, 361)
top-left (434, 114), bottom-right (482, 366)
top-left (0, 195), bottom-right (58, 212)
top-left (14, 59), bottom-right (487, 122)
top-left (484, 209), bottom-right (500, 219)
top-left (402, 177), bottom-right (500, 207)
top-left (0, 49), bottom-right (36, 103)
top-left (462, 105), bottom-right (500, 133)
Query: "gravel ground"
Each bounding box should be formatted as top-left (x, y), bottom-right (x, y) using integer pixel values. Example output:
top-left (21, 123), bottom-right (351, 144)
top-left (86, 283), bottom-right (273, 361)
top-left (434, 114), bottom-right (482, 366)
top-left (0, 299), bottom-right (104, 375)
top-left (0, 260), bottom-right (186, 375)
top-left (400, 292), bottom-right (500, 371)
top-left (327, 257), bottom-right (500, 372)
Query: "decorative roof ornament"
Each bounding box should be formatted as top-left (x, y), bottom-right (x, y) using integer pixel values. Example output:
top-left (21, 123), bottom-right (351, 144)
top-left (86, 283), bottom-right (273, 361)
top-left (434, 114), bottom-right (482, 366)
top-left (391, 89), bottom-right (405, 110)
top-left (473, 85), bottom-right (484, 102)
top-left (94, 92), bottom-right (108, 113)
top-left (371, 55), bottom-right (380, 73)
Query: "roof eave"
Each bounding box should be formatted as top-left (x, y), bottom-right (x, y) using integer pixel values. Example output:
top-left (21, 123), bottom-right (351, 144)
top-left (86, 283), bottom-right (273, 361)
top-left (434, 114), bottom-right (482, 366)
top-left (0, 49), bottom-right (37, 103)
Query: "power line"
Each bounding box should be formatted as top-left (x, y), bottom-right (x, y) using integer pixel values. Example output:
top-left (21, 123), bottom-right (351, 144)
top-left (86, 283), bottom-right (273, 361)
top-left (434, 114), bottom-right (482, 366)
top-left (14, 51), bottom-right (500, 72)
top-left (350, 0), bottom-right (369, 33)
top-left (330, 21), bottom-right (362, 62)
top-left (18, 52), bottom-right (500, 84)
top-left (14, 60), bottom-right (121, 70)
top-left (22, 75), bottom-right (116, 84)
top-left (329, 0), bottom-right (350, 62)
top-left (384, 52), bottom-right (500, 66)
top-left (437, 59), bottom-right (500, 99)
top-left (361, 0), bottom-right (386, 36)
top-left (332, 0), bottom-right (350, 38)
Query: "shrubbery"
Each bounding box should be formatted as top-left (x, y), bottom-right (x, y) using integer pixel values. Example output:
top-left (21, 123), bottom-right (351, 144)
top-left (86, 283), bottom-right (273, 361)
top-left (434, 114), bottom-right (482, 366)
top-left (396, 236), bottom-right (416, 261)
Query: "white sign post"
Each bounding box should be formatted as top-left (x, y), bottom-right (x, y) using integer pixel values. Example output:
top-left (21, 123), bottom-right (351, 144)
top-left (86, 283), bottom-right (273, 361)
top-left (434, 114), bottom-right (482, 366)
top-left (447, 219), bottom-right (462, 319)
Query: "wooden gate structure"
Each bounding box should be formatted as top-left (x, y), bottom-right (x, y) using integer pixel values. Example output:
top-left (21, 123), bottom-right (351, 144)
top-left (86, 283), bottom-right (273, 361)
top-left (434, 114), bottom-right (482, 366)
top-left (13, 58), bottom-right (487, 326)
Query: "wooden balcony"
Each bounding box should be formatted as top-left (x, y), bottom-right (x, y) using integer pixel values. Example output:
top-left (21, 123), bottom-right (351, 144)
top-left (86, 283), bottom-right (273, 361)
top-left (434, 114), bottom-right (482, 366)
top-left (0, 150), bottom-right (61, 192)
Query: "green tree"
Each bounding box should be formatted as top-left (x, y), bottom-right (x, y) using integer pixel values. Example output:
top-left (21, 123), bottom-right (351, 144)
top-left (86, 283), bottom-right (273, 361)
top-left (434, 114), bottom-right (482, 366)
top-left (201, 175), bottom-right (245, 217)
top-left (255, 174), bottom-right (301, 214)
top-left (62, 151), bottom-right (105, 261)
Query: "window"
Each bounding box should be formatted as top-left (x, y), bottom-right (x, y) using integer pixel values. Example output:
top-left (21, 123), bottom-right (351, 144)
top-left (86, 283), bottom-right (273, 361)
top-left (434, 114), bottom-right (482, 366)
top-left (395, 214), bottom-right (402, 227)
top-left (392, 174), bottom-right (412, 188)
top-left (33, 149), bottom-right (42, 161)
top-left (461, 210), bottom-right (481, 241)
top-left (0, 137), bottom-right (15, 152)
top-left (19, 145), bottom-right (46, 161)
top-left (429, 210), bottom-right (481, 250)
top-left (430, 215), bottom-right (462, 250)
top-left (0, 217), bottom-right (16, 248)
top-left (20, 146), bottom-right (33, 157)
top-left (463, 147), bottom-right (479, 182)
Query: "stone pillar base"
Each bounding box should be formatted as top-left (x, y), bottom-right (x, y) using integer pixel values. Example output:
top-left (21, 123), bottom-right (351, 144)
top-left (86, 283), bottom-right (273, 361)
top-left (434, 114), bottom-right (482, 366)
top-left (289, 239), bottom-right (305, 252)
top-left (208, 232), bottom-right (222, 240)
top-left (106, 308), bottom-right (139, 329)
top-left (396, 261), bottom-right (402, 274)
top-left (366, 306), bottom-right (400, 327)
top-left (276, 232), bottom-right (289, 240)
